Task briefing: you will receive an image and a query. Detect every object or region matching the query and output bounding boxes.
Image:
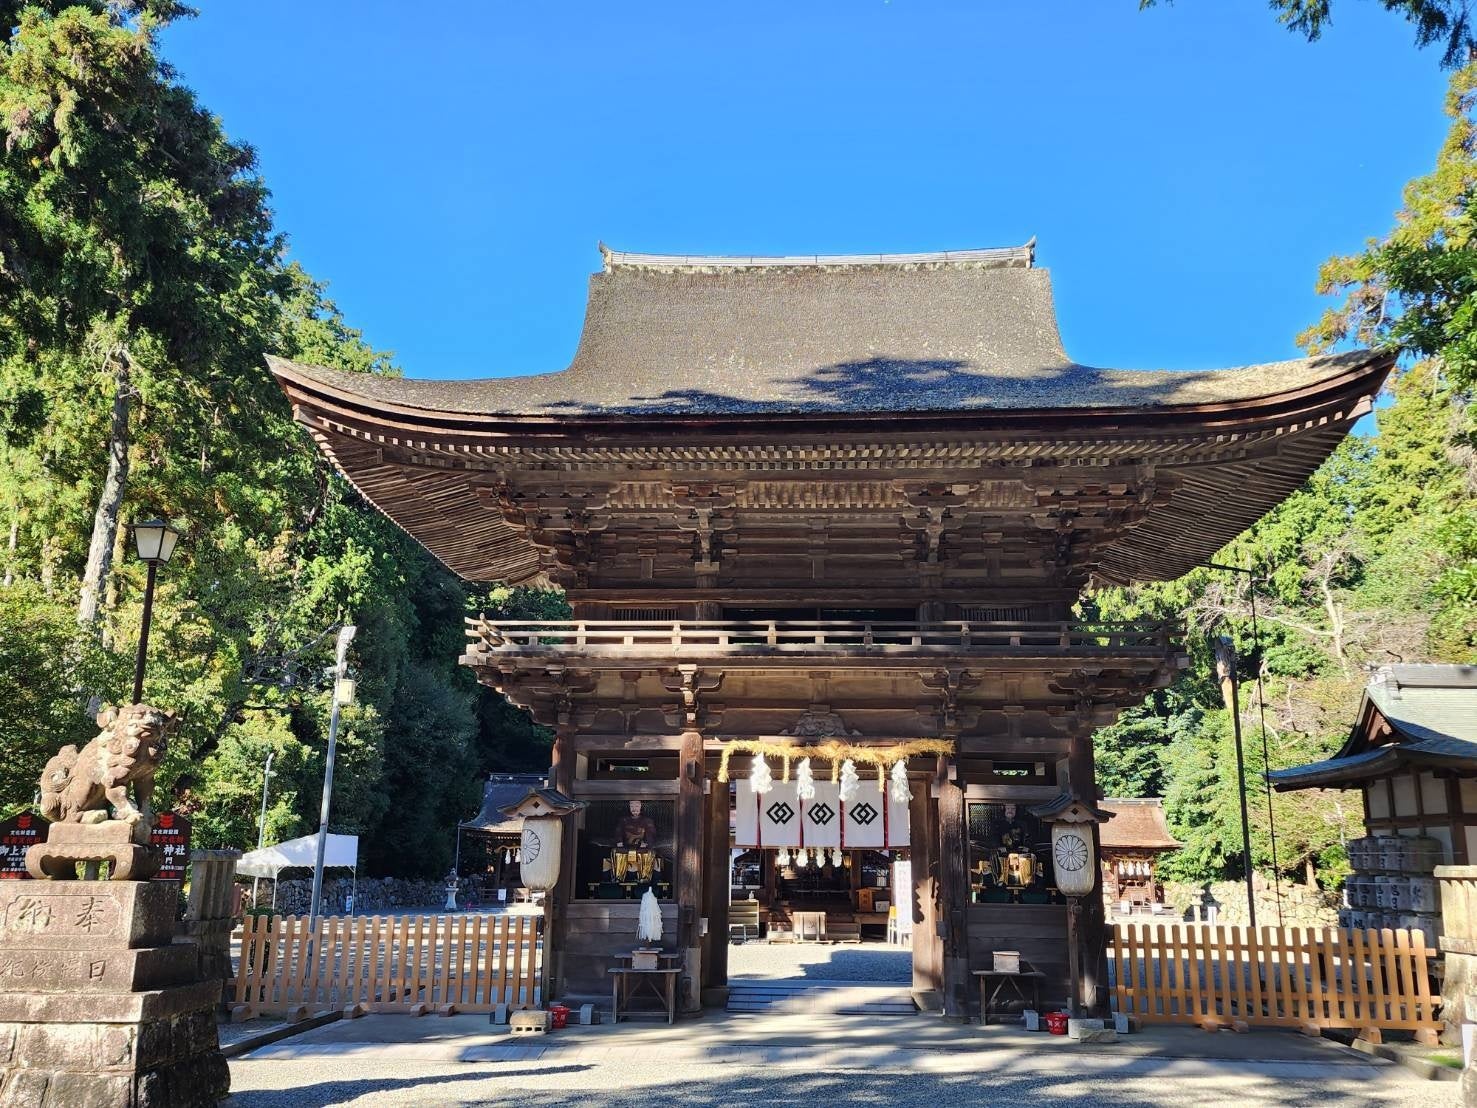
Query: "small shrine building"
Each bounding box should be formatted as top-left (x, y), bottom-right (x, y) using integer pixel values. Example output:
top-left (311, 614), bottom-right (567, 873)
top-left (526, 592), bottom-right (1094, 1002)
top-left (272, 242), bottom-right (1390, 1017)
top-left (1098, 798), bottom-right (1180, 916)
top-left (456, 772), bottom-right (549, 898)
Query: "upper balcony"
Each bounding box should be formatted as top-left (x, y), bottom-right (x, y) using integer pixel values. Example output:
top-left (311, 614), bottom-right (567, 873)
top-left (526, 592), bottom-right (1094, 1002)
top-left (462, 618), bottom-right (1183, 669)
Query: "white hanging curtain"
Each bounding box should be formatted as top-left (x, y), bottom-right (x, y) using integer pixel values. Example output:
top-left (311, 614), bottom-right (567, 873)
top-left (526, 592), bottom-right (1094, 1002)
top-left (736, 779), bottom-right (909, 848)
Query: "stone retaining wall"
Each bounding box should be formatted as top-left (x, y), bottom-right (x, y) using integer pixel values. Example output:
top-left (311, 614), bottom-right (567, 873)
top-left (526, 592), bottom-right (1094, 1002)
top-left (242, 876), bottom-right (455, 916)
top-left (1160, 879), bottom-right (1341, 928)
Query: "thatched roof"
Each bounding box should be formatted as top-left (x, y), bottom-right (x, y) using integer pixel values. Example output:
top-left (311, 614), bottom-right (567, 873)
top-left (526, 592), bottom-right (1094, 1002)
top-left (1099, 799), bottom-right (1181, 851)
top-left (270, 243), bottom-right (1386, 418)
top-left (270, 243), bottom-right (1391, 585)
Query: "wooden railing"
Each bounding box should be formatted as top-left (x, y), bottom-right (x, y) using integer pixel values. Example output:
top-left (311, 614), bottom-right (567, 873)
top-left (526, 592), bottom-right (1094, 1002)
top-left (465, 618), bottom-right (1180, 656)
top-left (231, 913), bottom-right (542, 1019)
top-left (1110, 923), bottom-right (1440, 1039)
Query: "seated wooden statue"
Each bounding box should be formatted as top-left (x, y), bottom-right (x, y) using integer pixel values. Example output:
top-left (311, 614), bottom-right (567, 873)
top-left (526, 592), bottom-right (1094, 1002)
top-left (602, 799), bottom-right (663, 884)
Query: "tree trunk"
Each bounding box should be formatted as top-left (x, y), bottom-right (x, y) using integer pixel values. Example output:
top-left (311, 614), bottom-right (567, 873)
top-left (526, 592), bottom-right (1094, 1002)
top-left (1319, 575), bottom-right (1348, 673)
top-left (2, 512), bottom-right (15, 587)
top-left (1305, 857), bottom-right (1317, 889)
top-left (99, 512), bottom-right (130, 650)
top-left (77, 352), bottom-right (131, 634)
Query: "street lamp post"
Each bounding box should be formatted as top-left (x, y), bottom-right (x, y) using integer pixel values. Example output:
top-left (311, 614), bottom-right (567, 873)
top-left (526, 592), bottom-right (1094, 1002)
top-left (309, 625), bottom-right (356, 926)
top-left (129, 519), bottom-right (180, 704)
top-left (252, 750), bottom-right (275, 908)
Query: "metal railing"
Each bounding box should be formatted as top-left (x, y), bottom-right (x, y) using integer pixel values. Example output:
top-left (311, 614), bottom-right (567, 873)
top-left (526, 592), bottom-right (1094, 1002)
top-left (464, 618), bottom-right (1180, 655)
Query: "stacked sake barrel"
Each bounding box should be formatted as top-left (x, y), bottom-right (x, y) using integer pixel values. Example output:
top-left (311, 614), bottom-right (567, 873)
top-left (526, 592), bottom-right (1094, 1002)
top-left (1343, 835), bottom-right (1444, 945)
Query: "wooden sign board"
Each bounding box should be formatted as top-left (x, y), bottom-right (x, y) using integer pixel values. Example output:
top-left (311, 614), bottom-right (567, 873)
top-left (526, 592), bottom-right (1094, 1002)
top-left (150, 811), bottom-right (192, 882)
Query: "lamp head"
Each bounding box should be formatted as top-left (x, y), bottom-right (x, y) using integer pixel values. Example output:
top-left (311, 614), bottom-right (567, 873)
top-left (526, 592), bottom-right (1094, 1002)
top-left (132, 519), bottom-right (180, 564)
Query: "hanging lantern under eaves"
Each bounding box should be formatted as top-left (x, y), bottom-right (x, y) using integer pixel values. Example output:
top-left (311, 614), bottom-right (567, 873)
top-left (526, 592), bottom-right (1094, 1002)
top-left (1030, 792), bottom-right (1111, 900)
top-left (499, 787), bottom-right (583, 892)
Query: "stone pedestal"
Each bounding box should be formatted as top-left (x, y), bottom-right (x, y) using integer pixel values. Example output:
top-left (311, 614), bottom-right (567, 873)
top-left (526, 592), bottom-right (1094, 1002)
top-left (0, 880), bottom-right (228, 1107)
top-left (1437, 865), bottom-right (1477, 1044)
top-left (178, 850), bottom-right (241, 999)
top-left (25, 820), bottom-right (157, 882)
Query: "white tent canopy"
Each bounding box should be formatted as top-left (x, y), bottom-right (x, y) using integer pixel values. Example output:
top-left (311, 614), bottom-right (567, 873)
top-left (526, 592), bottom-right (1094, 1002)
top-left (237, 833), bottom-right (358, 879)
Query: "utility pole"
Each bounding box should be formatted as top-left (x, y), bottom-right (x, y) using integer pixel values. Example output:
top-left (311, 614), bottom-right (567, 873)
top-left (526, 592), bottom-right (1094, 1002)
top-left (309, 625), bottom-right (356, 926)
top-left (1209, 560), bottom-right (1284, 926)
top-left (1213, 635), bottom-right (1257, 928)
top-left (252, 750), bottom-right (274, 907)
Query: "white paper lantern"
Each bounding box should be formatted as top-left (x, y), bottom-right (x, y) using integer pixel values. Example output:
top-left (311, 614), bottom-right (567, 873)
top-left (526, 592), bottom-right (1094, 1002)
top-left (519, 817), bottom-right (562, 890)
top-left (1051, 824), bottom-right (1096, 898)
top-left (776, 847), bottom-right (791, 867)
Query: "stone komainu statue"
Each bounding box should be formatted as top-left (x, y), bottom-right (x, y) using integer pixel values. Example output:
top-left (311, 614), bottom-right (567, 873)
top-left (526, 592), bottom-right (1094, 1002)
top-left (40, 704), bottom-right (175, 827)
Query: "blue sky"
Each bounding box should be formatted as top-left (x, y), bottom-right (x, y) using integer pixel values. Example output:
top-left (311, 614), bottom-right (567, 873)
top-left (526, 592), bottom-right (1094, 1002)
top-left (164, 2), bottom-right (1450, 383)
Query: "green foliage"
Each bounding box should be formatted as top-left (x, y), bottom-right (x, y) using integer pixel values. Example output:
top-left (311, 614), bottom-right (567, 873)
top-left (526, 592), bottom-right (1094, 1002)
top-left (1302, 64), bottom-right (1477, 391)
top-left (0, 5), bottom-right (553, 877)
top-left (1092, 360), bottom-right (1473, 889)
top-left (465, 585), bottom-right (570, 774)
top-left (1141, 0), bottom-right (1477, 68)
top-left (0, 581), bottom-right (120, 815)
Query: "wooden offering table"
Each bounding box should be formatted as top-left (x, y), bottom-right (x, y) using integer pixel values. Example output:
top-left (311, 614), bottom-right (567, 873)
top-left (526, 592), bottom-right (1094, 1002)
top-left (610, 953), bottom-right (683, 1024)
top-left (973, 966), bottom-right (1046, 1025)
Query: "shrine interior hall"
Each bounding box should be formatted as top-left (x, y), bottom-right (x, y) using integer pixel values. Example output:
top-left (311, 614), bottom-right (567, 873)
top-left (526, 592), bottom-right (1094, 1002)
top-left (272, 241), bottom-right (1390, 1018)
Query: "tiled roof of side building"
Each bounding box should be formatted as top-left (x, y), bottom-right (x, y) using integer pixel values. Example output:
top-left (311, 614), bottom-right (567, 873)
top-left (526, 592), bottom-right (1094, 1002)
top-left (459, 773), bottom-right (549, 833)
top-left (268, 244), bottom-right (1388, 418)
top-left (1269, 665), bottom-right (1477, 790)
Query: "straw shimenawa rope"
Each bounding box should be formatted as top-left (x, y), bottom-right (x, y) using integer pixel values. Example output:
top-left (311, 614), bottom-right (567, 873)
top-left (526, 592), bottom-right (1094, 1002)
top-left (715, 738), bottom-right (955, 786)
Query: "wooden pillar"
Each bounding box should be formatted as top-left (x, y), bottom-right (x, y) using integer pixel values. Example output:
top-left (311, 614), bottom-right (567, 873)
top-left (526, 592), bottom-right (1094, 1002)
top-left (677, 728), bottom-right (704, 1011)
top-left (1068, 731), bottom-right (1108, 1015)
top-left (910, 778), bottom-right (942, 1003)
top-left (548, 727), bottom-right (576, 999)
top-left (702, 770), bottom-right (730, 999)
top-left (937, 756), bottom-right (971, 1019)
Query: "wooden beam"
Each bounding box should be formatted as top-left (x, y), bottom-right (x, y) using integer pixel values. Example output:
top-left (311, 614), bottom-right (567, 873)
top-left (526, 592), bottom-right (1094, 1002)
top-left (570, 779), bottom-right (680, 797)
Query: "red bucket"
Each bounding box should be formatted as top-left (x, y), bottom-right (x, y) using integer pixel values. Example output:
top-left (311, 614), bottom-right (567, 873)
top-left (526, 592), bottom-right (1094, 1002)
top-left (1044, 1011), bottom-right (1069, 1036)
top-left (548, 1004), bottom-right (570, 1030)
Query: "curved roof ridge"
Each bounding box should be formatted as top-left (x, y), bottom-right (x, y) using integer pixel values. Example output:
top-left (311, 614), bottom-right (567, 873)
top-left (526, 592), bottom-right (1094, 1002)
top-left (598, 238), bottom-right (1036, 272)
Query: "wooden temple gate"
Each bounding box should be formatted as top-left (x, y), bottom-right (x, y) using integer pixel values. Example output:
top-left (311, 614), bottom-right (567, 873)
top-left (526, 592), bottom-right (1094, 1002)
top-left (232, 913), bottom-right (542, 1019)
top-left (270, 242), bottom-right (1395, 1017)
top-left (1110, 922), bottom-right (1440, 1039)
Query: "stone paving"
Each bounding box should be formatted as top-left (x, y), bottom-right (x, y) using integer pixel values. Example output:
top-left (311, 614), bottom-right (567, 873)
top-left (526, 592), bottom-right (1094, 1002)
top-left (228, 1009), bottom-right (1449, 1107)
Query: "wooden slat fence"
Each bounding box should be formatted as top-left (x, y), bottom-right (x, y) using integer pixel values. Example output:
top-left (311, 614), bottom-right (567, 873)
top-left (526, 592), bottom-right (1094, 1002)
top-left (1110, 923), bottom-right (1439, 1036)
top-left (232, 913), bottom-right (542, 1017)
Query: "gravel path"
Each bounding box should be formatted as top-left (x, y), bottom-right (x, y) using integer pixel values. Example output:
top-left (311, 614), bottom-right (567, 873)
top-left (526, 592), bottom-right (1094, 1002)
top-left (229, 1050), bottom-right (1441, 1107)
top-left (726, 941), bottom-right (912, 982)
